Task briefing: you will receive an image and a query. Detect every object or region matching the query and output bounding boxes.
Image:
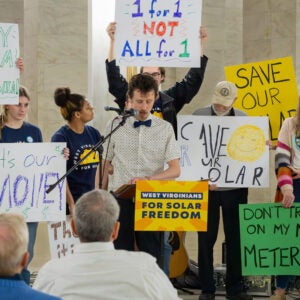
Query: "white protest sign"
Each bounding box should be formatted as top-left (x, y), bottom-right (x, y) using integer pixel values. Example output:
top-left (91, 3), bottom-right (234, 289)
top-left (0, 143), bottom-right (66, 221)
top-left (178, 116), bottom-right (269, 187)
top-left (115, 0), bottom-right (202, 67)
top-left (48, 216), bottom-right (79, 259)
top-left (0, 23), bottom-right (20, 104)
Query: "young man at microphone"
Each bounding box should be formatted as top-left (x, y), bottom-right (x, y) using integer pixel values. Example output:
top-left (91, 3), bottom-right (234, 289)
top-left (102, 73), bottom-right (180, 276)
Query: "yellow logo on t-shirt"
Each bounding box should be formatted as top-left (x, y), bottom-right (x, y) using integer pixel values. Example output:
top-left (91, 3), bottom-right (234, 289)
top-left (79, 149), bottom-right (99, 165)
top-left (152, 111), bottom-right (163, 119)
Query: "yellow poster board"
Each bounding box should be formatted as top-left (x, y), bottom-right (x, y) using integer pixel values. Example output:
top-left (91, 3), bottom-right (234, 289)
top-left (135, 180), bottom-right (208, 231)
top-left (225, 57), bottom-right (298, 145)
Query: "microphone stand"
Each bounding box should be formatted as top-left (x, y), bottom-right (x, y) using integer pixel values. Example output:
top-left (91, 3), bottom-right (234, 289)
top-left (46, 113), bottom-right (132, 194)
top-left (98, 144), bottom-right (104, 189)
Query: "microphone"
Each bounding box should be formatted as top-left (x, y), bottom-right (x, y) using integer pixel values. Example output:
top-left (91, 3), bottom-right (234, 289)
top-left (123, 108), bottom-right (137, 117)
top-left (104, 106), bottom-right (122, 114)
top-left (104, 106), bottom-right (137, 116)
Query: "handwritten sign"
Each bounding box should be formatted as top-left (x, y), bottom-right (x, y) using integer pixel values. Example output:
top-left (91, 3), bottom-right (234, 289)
top-left (177, 116), bottom-right (269, 187)
top-left (115, 0), bottom-right (202, 67)
top-left (225, 57), bottom-right (298, 145)
top-left (239, 203), bottom-right (300, 275)
top-left (0, 23), bottom-right (20, 104)
top-left (48, 216), bottom-right (79, 259)
top-left (0, 143), bottom-right (66, 221)
top-left (135, 180), bottom-right (208, 231)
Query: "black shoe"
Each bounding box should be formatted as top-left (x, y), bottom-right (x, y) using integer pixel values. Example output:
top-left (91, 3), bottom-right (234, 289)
top-left (199, 292), bottom-right (215, 300)
top-left (226, 292), bottom-right (253, 300)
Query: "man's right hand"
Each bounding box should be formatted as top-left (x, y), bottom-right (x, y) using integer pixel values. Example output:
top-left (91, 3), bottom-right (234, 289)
top-left (106, 22), bottom-right (117, 41)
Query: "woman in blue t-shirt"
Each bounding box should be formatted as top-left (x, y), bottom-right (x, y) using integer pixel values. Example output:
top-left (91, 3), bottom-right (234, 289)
top-left (0, 86), bottom-right (42, 285)
top-left (51, 87), bottom-right (101, 215)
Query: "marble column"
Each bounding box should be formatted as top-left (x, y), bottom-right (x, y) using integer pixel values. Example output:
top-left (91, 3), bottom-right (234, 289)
top-left (23, 0), bottom-right (88, 141)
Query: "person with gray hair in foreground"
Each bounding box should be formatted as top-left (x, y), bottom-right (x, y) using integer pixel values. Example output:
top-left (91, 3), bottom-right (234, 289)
top-left (33, 189), bottom-right (181, 300)
top-left (0, 213), bottom-right (61, 300)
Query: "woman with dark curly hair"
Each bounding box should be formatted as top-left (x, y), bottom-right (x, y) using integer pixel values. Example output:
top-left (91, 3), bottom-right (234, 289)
top-left (51, 87), bottom-right (102, 215)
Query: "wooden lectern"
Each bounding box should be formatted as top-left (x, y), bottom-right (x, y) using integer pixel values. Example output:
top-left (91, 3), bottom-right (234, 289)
top-left (111, 184), bottom-right (136, 199)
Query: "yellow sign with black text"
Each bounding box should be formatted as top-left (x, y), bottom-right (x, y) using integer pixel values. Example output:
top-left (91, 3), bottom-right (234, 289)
top-left (225, 56), bottom-right (298, 145)
top-left (134, 180), bottom-right (208, 231)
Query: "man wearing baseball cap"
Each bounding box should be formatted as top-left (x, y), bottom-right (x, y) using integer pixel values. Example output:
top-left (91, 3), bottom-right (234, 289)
top-left (197, 80), bottom-right (240, 116)
top-left (193, 81), bottom-right (252, 300)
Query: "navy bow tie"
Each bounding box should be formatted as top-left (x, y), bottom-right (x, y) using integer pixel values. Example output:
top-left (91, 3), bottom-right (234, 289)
top-left (133, 119), bottom-right (152, 128)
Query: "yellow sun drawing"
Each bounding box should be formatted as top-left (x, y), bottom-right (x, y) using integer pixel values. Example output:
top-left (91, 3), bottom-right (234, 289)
top-left (227, 125), bottom-right (266, 162)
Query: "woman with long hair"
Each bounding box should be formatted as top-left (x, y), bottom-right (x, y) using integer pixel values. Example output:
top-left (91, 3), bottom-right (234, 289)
top-left (271, 97), bottom-right (300, 300)
top-left (0, 86), bottom-right (42, 285)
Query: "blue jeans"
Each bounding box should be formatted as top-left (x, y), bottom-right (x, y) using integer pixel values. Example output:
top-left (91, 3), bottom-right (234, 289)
top-left (275, 178), bottom-right (300, 289)
top-left (276, 276), bottom-right (296, 290)
top-left (21, 222), bottom-right (38, 285)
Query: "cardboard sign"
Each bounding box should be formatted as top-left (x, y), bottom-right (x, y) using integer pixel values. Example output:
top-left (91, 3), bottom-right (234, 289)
top-left (0, 143), bottom-right (66, 221)
top-left (225, 57), bottom-right (298, 145)
top-left (0, 23), bottom-right (20, 104)
top-left (177, 115), bottom-right (269, 187)
top-left (115, 0), bottom-right (202, 67)
top-left (135, 180), bottom-right (208, 231)
top-left (239, 203), bottom-right (300, 276)
top-left (48, 216), bottom-right (80, 259)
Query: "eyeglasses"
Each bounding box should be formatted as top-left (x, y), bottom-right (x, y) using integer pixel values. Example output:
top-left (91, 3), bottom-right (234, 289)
top-left (143, 72), bottom-right (161, 78)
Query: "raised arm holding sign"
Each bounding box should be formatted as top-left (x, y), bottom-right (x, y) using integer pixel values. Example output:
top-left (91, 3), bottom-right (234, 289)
top-left (0, 23), bottom-right (20, 104)
top-left (105, 20), bottom-right (208, 137)
top-left (114, 0), bottom-right (203, 67)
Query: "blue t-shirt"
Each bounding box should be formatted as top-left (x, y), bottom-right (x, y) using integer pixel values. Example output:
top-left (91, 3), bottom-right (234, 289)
top-left (51, 125), bottom-right (101, 206)
top-left (1, 122), bottom-right (43, 143)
